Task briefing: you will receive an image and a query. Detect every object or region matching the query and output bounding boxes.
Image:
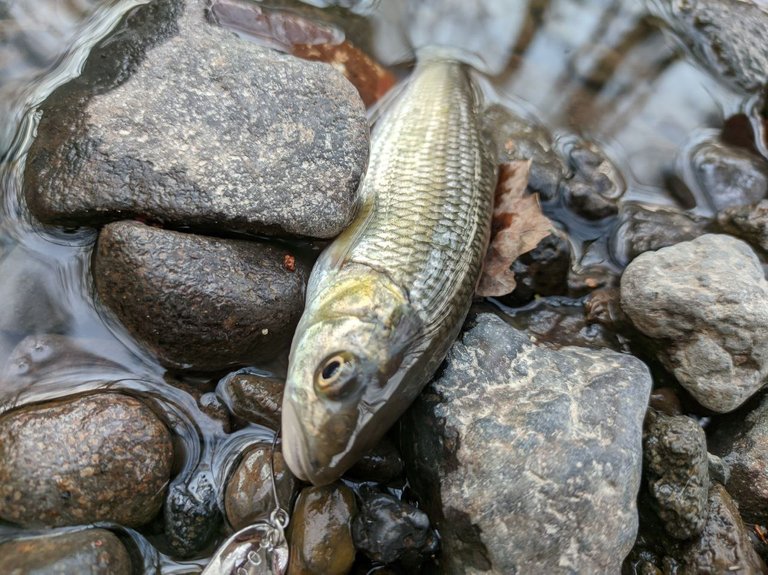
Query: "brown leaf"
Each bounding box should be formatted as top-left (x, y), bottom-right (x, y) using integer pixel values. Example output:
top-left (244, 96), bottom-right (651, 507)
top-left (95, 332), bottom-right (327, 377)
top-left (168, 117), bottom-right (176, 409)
top-left (476, 160), bottom-right (555, 297)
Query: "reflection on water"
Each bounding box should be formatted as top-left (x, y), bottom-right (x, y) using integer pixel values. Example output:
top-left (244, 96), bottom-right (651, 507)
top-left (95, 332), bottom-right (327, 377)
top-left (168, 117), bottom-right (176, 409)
top-left (0, 0), bottom-right (765, 570)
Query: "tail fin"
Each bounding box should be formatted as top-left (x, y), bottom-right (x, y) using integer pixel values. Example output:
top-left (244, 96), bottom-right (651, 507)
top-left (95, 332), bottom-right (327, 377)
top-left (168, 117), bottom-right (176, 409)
top-left (405, 0), bottom-right (526, 75)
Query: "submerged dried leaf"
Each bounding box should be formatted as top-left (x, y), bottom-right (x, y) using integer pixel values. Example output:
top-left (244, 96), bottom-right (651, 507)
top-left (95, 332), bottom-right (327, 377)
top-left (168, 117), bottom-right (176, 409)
top-left (477, 160), bottom-right (554, 297)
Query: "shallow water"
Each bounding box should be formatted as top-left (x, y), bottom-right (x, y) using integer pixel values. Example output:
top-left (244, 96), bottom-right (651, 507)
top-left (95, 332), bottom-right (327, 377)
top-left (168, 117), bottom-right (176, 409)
top-left (0, 0), bottom-right (766, 571)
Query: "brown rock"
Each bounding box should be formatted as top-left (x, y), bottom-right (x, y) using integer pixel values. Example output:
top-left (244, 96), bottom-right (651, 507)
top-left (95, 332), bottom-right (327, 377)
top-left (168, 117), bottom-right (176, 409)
top-left (0, 393), bottom-right (173, 527)
top-left (346, 436), bottom-right (404, 484)
top-left (288, 484), bottom-right (357, 575)
top-left (220, 370), bottom-right (284, 428)
top-left (0, 528), bottom-right (132, 575)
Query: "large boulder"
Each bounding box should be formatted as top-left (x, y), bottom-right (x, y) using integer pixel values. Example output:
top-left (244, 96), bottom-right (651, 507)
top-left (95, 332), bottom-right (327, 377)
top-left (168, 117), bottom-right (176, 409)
top-left (402, 313), bottom-right (652, 574)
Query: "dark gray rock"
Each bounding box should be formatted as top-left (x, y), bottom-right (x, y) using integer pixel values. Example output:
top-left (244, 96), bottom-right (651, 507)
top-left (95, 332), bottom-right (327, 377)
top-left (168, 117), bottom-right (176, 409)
top-left (346, 436), bottom-right (404, 484)
top-left (643, 410), bottom-right (709, 540)
top-left (224, 444), bottom-right (296, 530)
top-left (401, 313), bottom-right (652, 574)
top-left (652, 0), bottom-right (768, 92)
top-left (688, 140), bottom-right (768, 212)
top-left (0, 393), bottom-right (173, 527)
top-left (679, 484), bottom-right (766, 574)
top-left (218, 369), bottom-right (284, 428)
top-left (351, 486), bottom-right (438, 568)
top-left (93, 221), bottom-right (311, 371)
top-left (0, 528), bottom-right (132, 575)
top-left (561, 139), bottom-right (625, 220)
top-left (504, 232), bottom-right (571, 306)
top-left (165, 468), bottom-right (220, 557)
top-left (24, 0), bottom-right (368, 239)
top-left (620, 234), bottom-right (768, 412)
top-left (719, 199), bottom-right (768, 254)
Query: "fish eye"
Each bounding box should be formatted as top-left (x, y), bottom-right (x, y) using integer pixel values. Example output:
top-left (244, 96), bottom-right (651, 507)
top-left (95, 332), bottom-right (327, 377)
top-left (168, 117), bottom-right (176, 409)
top-left (314, 352), bottom-right (359, 399)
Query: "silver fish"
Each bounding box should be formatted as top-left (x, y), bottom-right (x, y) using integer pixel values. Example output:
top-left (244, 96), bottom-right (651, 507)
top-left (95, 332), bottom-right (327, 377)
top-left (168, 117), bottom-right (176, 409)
top-left (282, 51), bottom-right (498, 485)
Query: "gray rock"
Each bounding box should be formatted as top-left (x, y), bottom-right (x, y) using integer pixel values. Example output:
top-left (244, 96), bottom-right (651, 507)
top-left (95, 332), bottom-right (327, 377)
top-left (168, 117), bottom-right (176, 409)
top-left (643, 410), bottom-right (709, 540)
top-left (24, 0), bottom-right (368, 239)
top-left (621, 234), bottom-right (768, 412)
top-left (709, 393), bottom-right (768, 523)
top-left (401, 313), bottom-right (652, 575)
top-left (0, 528), bottom-right (132, 575)
top-left (707, 453), bottom-right (730, 486)
top-left (561, 138), bottom-right (625, 220)
top-left (93, 221), bottom-right (310, 371)
top-left (165, 468), bottom-right (220, 557)
top-left (0, 393), bottom-right (173, 527)
top-left (688, 140), bottom-right (768, 212)
top-left (719, 199), bottom-right (768, 254)
top-left (679, 484), bottom-right (766, 574)
top-left (652, 0), bottom-right (768, 92)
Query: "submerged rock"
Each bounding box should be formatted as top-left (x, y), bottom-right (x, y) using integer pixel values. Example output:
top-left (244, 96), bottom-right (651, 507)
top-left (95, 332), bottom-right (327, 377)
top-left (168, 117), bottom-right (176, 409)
top-left (0, 393), bottom-right (173, 528)
top-left (165, 468), bottom-right (220, 557)
top-left (218, 369), bottom-right (284, 428)
top-left (718, 199), bottom-right (768, 254)
top-left (402, 313), bottom-right (651, 574)
top-left (24, 0), bottom-right (368, 239)
top-left (93, 221), bottom-right (310, 371)
top-left (287, 484), bottom-right (357, 575)
top-left (224, 444), bottom-right (296, 530)
top-left (0, 528), bottom-right (132, 575)
top-left (643, 410), bottom-right (709, 540)
top-left (351, 486), bottom-right (438, 569)
top-left (561, 138), bottom-right (625, 219)
top-left (502, 231), bottom-right (571, 306)
top-left (621, 234), bottom-right (768, 412)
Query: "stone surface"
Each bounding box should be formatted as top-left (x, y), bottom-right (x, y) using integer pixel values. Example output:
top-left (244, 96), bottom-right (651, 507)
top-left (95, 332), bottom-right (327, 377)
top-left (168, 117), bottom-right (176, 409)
top-left (621, 234), bottom-right (768, 412)
top-left (24, 0), bottom-right (368, 239)
top-left (351, 486), bottom-right (438, 569)
top-left (218, 369), bottom-right (284, 428)
top-left (561, 139), bottom-right (625, 219)
top-left (287, 484), bottom-right (357, 575)
top-left (346, 436), bottom-right (404, 484)
top-left (679, 484), bottom-right (766, 574)
top-left (719, 199), bottom-right (768, 254)
top-left (93, 221), bottom-right (310, 371)
top-left (164, 468), bottom-right (220, 557)
top-left (709, 393), bottom-right (768, 524)
top-left (653, 0), bottom-right (768, 92)
top-left (0, 528), bottom-right (132, 575)
top-left (643, 410), bottom-right (709, 540)
top-left (225, 444), bottom-right (296, 530)
top-left (0, 393), bottom-right (173, 527)
top-left (401, 313), bottom-right (652, 574)
top-left (503, 232), bottom-right (571, 306)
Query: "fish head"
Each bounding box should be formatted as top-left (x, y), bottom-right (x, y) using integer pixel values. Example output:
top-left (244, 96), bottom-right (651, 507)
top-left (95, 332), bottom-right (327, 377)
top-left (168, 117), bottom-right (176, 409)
top-left (282, 272), bottom-right (420, 485)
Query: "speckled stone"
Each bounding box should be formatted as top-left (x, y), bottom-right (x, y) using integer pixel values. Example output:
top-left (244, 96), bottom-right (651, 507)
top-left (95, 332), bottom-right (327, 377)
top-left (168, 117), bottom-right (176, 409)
top-left (0, 529), bottom-right (132, 575)
top-left (93, 221), bottom-right (310, 371)
top-left (24, 0), bottom-right (368, 239)
top-left (219, 370), bottom-right (284, 428)
top-left (0, 393), bottom-right (173, 527)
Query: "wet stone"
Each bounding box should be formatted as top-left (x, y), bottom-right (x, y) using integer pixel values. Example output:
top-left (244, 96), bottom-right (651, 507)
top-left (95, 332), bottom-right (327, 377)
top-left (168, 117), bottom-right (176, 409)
top-left (620, 234), bottom-right (768, 412)
top-left (24, 0), bottom-right (368, 239)
top-left (0, 393), bottom-right (173, 528)
top-left (561, 139), bottom-right (625, 219)
top-left (643, 410), bottom-right (709, 540)
top-left (679, 484), bottom-right (766, 574)
top-left (0, 528), bottom-right (132, 575)
top-left (351, 486), bottom-right (438, 569)
top-left (345, 436), bottom-right (404, 484)
top-left (503, 231), bottom-right (571, 306)
top-left (288, 484), bottom-right (357, 575)
top-left (401, 313), bottom-right (652, 574)
top-left (718, 199), bottom-right (768, 254)
top-left (224, 445), bottom-right (296, 530)
top-left (218, 369), bottom-right (284, 428)
top-left (165, 468), bottom-right (221, 557)
top-left (93, 221), bottom-right (311, 371)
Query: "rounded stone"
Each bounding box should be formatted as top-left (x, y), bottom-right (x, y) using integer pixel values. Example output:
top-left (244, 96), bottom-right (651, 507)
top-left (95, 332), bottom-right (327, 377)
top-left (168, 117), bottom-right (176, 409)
top-left (0, 393), bottom-right (173, 528)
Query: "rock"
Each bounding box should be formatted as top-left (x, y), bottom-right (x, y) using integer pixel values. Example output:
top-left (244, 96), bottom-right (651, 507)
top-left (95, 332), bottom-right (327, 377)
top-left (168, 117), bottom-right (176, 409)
top-left (351, 486), bottom-right (438, 569)
top-left (288, 484), bottom-right (357, 575)
top-left (165, 468), bottom-right (221, 557)
top-left (224, 444), bottom-right (296, 530)
top-left (620, 234), bottom-right (768, 412)
top-left (612, 203), bottom-right (708, 264)
top-left (24, 0), bottom-right (368, 239)
top-left (401, 313), bottom-right (652, 574)
top-left (346, 436), bottom-right (404, 484)
top-left (680, 484), bottom-right (766, 574)
top-left (707, 453), bottom-right (730, 485)
top-left (584, 287), bottom-right (632, 334)
top-left (93, 221), bottom-right (310, 371)
top-left (0, 247), bottom-right (70, 336)
top-left (719, 199), bottom-right (768, 254)
top-left (218, 369), bottom-right (284, 428)
top-left (502, 232), bottom-right (571, 306)
top-left (0, 393), bottom-right (173, 527)
top-left (0, 528), bottom-right (132, 575)
top-left (709, 393), bottom-right (768, 523)
top-left (648, 387), bottom-right (683, 417)
top-left (561, 138), bottom-right (625, 219)
top-left (688, 140), bottom-right (768, 212)
top-left (652, 0), bottom-right (768, 92)
top-left (643, 410), bottom-right (709, 540)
